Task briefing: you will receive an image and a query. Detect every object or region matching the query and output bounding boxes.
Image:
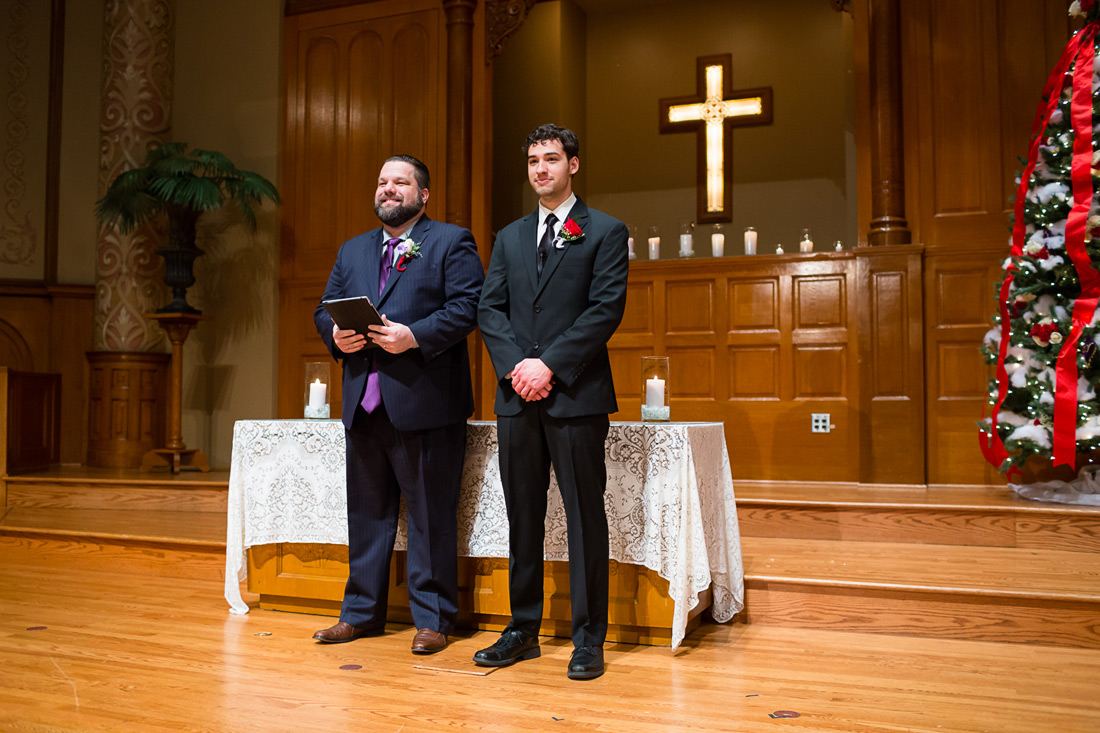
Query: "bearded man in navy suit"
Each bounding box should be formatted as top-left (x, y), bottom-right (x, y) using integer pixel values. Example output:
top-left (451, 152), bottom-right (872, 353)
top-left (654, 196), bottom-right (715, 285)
top-left (475, 125), bottom-right (629, 679)
top-left (312, 155), bottom-right (484, 654)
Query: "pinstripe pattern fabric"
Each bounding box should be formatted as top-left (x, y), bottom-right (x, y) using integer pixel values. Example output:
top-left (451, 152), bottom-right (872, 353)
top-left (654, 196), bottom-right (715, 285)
top-left (315, 215), bottom-right (484, 632)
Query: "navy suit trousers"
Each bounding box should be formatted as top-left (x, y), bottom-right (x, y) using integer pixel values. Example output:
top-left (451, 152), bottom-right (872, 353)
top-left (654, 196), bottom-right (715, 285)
top-left (342, 405), bottom-right (466, 633)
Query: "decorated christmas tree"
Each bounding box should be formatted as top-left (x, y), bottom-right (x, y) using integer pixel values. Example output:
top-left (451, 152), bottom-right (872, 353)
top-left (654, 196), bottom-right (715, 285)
top-left (981, 1), bottom-right (1100, 479)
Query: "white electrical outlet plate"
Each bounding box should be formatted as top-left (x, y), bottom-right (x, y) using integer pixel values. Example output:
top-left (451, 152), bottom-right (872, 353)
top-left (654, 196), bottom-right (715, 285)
top-left (811, 413), bottom-right (834, 433)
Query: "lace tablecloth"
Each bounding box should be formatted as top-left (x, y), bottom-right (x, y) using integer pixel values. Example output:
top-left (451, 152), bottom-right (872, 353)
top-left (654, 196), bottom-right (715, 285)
top-left (225, 419), bottom-right (744, 649)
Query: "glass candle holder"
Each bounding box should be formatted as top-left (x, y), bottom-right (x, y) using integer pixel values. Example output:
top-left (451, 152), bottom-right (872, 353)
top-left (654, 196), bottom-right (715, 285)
top-left (799, 227), bottom-right (814, 253)
top-left (647, 226), bottom-right (661, 260)
top-left (711, 223), bottom-right (725, 257)
top-left (627, 225), bottom-right (638, 260)
top-left (304, 361), bottom-right (331, 418)
top-left (641, 355), bottom-right (670, 422)
top-left (743, 226), bottom-right (757, 255)
top-left (678, 221), bottom-right (695, 258)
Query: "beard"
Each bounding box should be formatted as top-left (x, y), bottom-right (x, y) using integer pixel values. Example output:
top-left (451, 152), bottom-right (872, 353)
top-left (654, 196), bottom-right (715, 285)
top-left (374, 191), bottom-right (424, 227)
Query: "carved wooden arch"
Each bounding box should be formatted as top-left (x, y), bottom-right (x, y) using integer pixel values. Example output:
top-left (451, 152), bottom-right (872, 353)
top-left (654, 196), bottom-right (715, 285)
top-left (0, 319), bottom-right (35, 370)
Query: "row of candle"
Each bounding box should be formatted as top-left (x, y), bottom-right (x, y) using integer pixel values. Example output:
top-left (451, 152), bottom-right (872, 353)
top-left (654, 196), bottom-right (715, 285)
top-left (626, 226), bottom-right (843, 259)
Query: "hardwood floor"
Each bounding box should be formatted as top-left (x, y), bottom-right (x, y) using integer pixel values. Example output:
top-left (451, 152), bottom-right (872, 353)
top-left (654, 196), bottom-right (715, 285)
top-left (3, 560), bottom-right (1100, 732)
top-left (3, 469), bottom-right (1100, 730)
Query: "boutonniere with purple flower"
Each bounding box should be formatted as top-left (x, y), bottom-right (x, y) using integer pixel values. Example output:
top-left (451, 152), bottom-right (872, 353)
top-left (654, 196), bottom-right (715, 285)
top-left (395, 240), bottom-right (422, 271)
top-left (554, 217), bottom-right (585, 249)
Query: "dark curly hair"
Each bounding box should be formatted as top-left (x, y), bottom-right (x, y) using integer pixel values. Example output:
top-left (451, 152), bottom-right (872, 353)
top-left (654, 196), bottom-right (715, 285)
top-left (523, 124), bottom-right (579, 160)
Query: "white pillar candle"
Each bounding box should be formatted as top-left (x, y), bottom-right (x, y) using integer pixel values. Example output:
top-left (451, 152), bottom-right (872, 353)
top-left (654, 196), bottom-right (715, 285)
top-left (744, 228), bottom-right (757, 255)
top-left (308, 378), bottom-right (327, 409)
top-left (645, 377), bottom-right (665, 408)
top-left (679, 234), bottom-right (694, 257)
top-left (627, 237), bottom-right (636, 258)
top-left (711, 233), bottom-right (725, 257)
top-left (799, 228), bottom-right (813, 252)
top-left (775, 244), bottom-right (785, 255)
top-left (648, 237), bottom-right (661, 259)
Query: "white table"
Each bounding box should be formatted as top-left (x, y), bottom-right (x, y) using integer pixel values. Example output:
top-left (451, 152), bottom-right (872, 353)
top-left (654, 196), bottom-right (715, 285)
top-left (225, 420), bottom-right (744, 649)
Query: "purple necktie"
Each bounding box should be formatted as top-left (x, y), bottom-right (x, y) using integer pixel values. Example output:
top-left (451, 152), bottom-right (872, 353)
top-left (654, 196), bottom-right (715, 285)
top-left (360, 238), bottom-right (400, 413)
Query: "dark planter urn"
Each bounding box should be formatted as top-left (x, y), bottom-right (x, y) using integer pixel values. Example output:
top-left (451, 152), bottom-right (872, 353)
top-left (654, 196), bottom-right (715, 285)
top-left (156, 206), bottom-right (203, 314)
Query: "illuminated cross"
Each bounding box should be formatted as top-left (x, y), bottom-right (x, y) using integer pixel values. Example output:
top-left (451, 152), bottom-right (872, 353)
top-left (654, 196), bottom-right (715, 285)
top-left (659, 54), bottom-right (773, 224)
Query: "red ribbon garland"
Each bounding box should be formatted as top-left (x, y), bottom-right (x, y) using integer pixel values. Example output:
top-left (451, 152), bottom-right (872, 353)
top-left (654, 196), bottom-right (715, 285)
top-left (981, 28), bottom-right (1085, 473)
top-left (1053, 24), bottom-right (1100, 467)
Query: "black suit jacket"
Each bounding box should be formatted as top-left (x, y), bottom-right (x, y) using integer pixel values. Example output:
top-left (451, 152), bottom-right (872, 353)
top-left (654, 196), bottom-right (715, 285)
top-left (478, 197), bottom-right (629, 417)
top-left (315, 215), bottom-right (484, 431)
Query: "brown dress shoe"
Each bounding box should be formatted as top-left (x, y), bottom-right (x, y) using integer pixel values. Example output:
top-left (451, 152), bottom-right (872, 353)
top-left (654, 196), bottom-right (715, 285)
top-left (411, 628), bottom-right (448, 654)
top-left (312, 621), bottom-right (376, 644)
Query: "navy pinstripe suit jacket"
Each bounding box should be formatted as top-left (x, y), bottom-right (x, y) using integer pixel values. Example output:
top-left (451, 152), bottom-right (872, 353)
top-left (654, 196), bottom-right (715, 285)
top-left (314, 215), bottom-right (484, 431)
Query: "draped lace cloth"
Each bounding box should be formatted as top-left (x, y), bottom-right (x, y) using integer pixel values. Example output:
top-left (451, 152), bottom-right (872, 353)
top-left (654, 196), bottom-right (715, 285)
top-left (225, 420), bottom-right (744, 649)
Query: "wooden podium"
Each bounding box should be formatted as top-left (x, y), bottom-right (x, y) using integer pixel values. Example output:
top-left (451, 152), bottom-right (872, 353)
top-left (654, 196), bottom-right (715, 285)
top-left (141, 312), bottom-right (211, 473)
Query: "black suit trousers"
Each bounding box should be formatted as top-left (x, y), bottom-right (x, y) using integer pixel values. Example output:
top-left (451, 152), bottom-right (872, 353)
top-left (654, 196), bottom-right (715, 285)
top-left (342, 405), bottom-right (466, 634)
top-left (498, 407), bottom-right (610, 647)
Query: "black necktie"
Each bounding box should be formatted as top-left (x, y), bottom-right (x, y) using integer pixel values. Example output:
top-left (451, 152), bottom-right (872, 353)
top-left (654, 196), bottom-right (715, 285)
top-left (538, 213), bottom-right (557, 277)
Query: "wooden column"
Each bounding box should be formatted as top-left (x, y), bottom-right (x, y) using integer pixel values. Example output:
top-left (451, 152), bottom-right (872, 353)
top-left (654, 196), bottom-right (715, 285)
top-left (867, 0), bottom-right (910, 246)
top-left (140, 313), bottom-right (210, 473)
top-left (443, 0), bottom-right (476, 230)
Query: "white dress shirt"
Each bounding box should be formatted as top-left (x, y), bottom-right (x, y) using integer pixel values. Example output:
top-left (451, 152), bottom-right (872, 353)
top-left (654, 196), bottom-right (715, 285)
top-left (537, 193), bottom-right (577, 251)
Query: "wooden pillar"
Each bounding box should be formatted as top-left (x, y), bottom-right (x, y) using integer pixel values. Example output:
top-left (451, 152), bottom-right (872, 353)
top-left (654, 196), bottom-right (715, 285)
top-left (443, 0), bottom-right (476, 230)
top-left (867, 0), bottom-right (910, 246)
top-left (855, 0), bottom-right (924, 484)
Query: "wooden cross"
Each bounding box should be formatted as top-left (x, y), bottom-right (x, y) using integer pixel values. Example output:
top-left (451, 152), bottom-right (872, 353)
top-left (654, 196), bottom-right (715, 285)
top-left (659, 54), bottom-right (773, 224)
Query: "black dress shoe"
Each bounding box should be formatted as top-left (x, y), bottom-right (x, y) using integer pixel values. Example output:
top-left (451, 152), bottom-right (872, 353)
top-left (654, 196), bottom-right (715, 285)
top-left (567, 645), bottom-right (604, 680)
top-left (472, 629), bottom-right (540, 667)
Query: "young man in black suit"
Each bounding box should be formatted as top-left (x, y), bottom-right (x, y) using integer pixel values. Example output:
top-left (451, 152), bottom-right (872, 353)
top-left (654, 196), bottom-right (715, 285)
top-left (475, 124), bottom-right (629, 679)
top-left (312, 155), bottom-right (484, 654)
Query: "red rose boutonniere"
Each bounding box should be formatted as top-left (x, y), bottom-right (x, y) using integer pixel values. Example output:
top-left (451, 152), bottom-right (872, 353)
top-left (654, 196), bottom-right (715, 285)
top-left (394, 240), bottom-right (422, 271)
top-left (555, 217), bottom-right (584, 249)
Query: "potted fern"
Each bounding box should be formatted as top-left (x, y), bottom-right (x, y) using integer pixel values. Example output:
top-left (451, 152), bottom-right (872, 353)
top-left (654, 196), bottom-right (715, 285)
top-left (94, 142), bottom-right (281, 314)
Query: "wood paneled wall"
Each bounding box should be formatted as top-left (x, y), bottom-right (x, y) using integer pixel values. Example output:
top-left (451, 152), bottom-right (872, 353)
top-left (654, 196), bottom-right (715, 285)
top-left (274, 0), bottom-right (1072, 486)
top-left (856, 245), bottom-right (925, 484)
top-left (1, 368), bottom-right (61, 476)
top-left (900, 0), bottom-right (1072, 483)
top-left (0, 285), bottom-right (94, 465)
top-left (610, 254), bottom-right (861, 482)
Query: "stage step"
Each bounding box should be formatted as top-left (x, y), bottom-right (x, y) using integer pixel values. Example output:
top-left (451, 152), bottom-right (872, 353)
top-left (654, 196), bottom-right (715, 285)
top-left (5, 468), bottom-right (1099, 649)
top-left (0, 506), bottom-right (227, 583)
top-left (740, 535), bottom-right (1100, 649)
top-left (734, 483), bottom-right (1100, 551)
top-left (4, 466), bottom-right (229, 513)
